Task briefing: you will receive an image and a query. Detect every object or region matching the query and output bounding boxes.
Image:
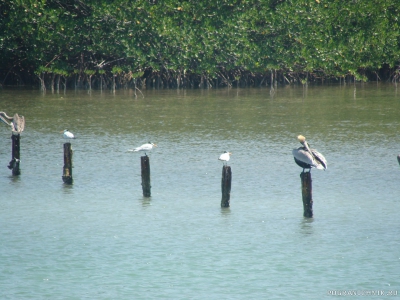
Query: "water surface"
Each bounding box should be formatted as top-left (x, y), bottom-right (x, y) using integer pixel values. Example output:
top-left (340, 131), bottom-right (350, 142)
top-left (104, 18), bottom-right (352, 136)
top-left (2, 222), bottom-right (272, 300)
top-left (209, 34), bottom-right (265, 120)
top-left (1, 84), bottom-right (399, 299)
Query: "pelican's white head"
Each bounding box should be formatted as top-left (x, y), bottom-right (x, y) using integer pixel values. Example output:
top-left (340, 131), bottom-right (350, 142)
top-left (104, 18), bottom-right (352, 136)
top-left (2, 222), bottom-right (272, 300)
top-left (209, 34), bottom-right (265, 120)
top-left (297, 135), bottom-right (306, 144)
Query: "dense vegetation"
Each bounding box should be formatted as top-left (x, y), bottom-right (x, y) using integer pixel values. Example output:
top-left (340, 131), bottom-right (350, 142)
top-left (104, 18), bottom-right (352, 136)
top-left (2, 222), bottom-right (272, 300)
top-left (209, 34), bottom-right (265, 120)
top-left (1, 0), bottom-right (400, 90)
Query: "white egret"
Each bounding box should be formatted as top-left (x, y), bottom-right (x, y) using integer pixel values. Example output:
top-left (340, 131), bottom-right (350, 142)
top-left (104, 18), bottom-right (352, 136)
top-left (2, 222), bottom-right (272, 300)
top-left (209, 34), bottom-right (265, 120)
top-left (218, 151), bottom-right (232, 165)
top-left (292, 135), bottom-right (327, 172)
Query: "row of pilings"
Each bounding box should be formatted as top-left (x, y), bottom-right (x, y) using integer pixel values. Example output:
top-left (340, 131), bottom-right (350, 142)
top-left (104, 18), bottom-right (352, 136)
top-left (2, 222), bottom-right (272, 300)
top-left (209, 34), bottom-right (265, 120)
top-left (6, 137), bottom-right (314, 217)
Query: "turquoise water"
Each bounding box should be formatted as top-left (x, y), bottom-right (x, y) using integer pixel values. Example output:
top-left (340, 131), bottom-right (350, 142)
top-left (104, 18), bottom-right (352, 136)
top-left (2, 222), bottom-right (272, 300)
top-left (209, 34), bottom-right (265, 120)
top-left (1, 84), bottom-right (399, 299)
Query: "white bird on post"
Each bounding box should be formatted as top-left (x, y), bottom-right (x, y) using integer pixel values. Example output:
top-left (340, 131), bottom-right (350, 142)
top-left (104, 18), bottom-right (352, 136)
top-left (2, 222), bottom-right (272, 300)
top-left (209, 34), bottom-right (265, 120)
top-left (129, 142), bottom-right (157, 155)
top-left (62, 129), bottom-right (75, 139)
top-left (218, 151), bottom-right (232, 165)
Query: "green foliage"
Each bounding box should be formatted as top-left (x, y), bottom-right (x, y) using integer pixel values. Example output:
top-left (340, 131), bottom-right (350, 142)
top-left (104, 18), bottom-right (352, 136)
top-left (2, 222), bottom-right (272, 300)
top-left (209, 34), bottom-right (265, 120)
top-left (1, 0), bottom-right (399, 87)
top-left (84, 70), bottom-right (96, 76)
top-left (111, 66), bottom-right (123, 75)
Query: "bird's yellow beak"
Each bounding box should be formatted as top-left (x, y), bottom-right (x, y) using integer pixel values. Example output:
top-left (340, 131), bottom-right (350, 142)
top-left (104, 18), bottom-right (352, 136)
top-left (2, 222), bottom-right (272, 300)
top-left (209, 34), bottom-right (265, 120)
top-left (153, 144), bottom-right (157, 147)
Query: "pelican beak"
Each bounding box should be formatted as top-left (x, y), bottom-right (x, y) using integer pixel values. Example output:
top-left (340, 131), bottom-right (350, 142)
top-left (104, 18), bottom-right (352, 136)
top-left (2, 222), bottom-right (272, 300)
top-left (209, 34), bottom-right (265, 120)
top-left (304, 141), bottom-right (312, 154)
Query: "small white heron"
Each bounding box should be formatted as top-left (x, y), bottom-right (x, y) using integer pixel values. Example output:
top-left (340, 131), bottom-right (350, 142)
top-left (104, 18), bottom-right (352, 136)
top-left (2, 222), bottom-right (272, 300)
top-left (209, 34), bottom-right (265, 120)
top-left (292, 135), bottom-right (327, 172)
top-left (62, 129), bottom-right (75, 139)
top-left (218, 151), bottom-right (232, 165)
top-left (129, 142), bottom-right (157, 154)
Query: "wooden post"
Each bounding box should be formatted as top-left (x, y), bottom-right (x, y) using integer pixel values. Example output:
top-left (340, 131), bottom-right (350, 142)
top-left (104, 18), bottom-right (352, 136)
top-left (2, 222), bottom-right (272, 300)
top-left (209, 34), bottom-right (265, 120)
top-left (221, 165), bottom-right (232, 207)
top-left (141, 155), bottom-right (151, 197)
top-left (7, 134), bottom-right (21, 175)
top-left (300, 172), bottom-right (313, 218)
top-left (62, 143), bottom-right (73, 184)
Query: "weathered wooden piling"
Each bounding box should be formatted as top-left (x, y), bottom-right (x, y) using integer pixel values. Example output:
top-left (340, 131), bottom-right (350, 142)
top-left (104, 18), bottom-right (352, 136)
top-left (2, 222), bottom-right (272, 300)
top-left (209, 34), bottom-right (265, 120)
top-left (141, 155), bottom-right (151, 197)
top-left (62, 143), bottom-right (73, 184)
top-left (300, 172), bottom-right (313, 218)
top-left (221, 165), bottom-right (232, 207)
top-left (2, 112), bottom-right (24, 175)
top-left (8, 134), bottom-right (21, 175)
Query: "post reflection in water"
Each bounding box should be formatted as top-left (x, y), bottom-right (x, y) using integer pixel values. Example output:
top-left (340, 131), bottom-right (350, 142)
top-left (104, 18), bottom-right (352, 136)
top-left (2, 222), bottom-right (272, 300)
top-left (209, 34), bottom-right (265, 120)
top-left (299, 218), bottom-right (314, 236)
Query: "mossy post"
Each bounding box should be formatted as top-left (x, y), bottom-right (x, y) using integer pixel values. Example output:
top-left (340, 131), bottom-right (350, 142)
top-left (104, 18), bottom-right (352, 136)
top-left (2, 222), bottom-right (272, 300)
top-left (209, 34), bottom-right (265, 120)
top-left (221, 165), bottom-right (232, 207)
top-left (141, 155), bottom-right (151, 197)
top-left (62, 143), bottom-right (73, 184)
top-left (8, 134), bottom-right (21, 175)
top-left (300, 172), bottom-right (313, 218)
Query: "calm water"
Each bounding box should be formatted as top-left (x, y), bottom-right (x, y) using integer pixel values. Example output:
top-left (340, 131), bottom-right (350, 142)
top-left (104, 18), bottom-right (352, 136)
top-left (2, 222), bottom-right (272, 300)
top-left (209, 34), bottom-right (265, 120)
top-left (0, 84), bottom-right (399, 299)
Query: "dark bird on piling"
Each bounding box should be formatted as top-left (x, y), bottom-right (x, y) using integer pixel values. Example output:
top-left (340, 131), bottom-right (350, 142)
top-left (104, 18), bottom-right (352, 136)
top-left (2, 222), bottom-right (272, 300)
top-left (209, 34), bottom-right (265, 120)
top-left (292, 135), bottom-right (327, 172)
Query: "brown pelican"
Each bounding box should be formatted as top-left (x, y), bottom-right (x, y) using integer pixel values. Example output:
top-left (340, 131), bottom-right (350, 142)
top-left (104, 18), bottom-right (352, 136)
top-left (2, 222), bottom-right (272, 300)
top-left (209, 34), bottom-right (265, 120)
top-left (0, 112), bottom-right (25, 134)
top-left (292, 135), bottom-right (327, 172)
